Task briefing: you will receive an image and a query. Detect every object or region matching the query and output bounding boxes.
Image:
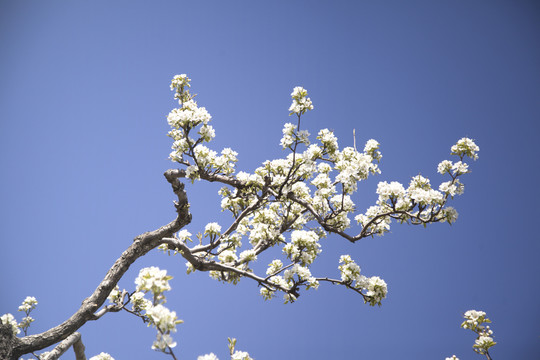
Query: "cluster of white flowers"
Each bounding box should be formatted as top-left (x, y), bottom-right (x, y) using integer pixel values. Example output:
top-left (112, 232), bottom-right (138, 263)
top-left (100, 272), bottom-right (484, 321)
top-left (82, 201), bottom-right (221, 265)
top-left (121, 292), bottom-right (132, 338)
top-left (1, 296), bottom-right (40, 336)
top-left (284, 264), bottom-right (319, 290)
top-left (198, 353), bottom-right (219, 360)
top-left (146, 304), bottom-right (179, 334)
top-left (280, 123), bottom-right (311, 150)
top-left (133, 267), bottom-right (183, 351)
top-left (283, 230), bottom-right (322, 266)
top-left (167, 75), bottom-right (241, 182)
top-left (168, 100), bottom-right (212, 132)
top-left (197, 350), bottom-right (253, 360)
top-left (451, 137), bottom-right (480, 160)
top-left (288, 86), bottom-right (313, 115)
top-left (89, 353), bottom-right (115, 360)
top-left (17, 296), bottom-right (38, 334)
top-left (338, 255), bottom-right (387, 306)
top-left (107, 285), bottom-right (122, 304)
top-left (362, 276), bottom-right (388, 306)
top-left (338, 255), bottom-right (361, 283)
top-left (170, 74), bottom-right (191, 102)
top-left (18, 296), bottom-right (38, 313)
top-left (333, 147), bottom-right (380, 197)
top-left (4, 75), bottom-right (483, 360)
top-left (280, 123), bottom-right (296, 149)
top-left (461, 310), bottom-right (496, 355)
top-left (106, 267), bottom-right (182, 353)
top-left (146, 305), bottom-right (181, 351)
top-left (197, 338), bottom-right (253, 360)
top-left (317, 128), bottom-right (339, 155)
top-left (130, 291), bottom-right (152, 312)
top-left (445, 356), bottom-right (459, 360)
top-left (231, 350), bottom-right (253, 360)
top-left (461, 310), bottom-right (487, 330)
top-left (355, 144), bottom-right (478, 233)
top-left (0, 313), bottom-right (20, 335)
top-left (205, 222), bottom-right (222, 237)
top-left (164, 75), bottom-right (477, 309)
top-left (135, 266), bottom-right (173, 300)
top-left (364, 139), bottom-right (382, 162)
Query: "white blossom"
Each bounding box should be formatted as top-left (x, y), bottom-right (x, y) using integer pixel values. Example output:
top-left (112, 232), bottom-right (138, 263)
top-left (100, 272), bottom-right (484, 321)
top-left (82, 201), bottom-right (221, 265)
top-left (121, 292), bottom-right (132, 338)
top-left (266, 259), bottom-right (283, 275)
top-left (364, 276), bottom-right (388, 306)
top-left (317, 129), bottom-right (338, 155)
top-left (364, 139), bottom-right (382, 161)
top-left (199, 124), bottom-right (216, 142)
top-left (218, 250), bottom-right (238, 264)
top-left (231, 350), bottom-right (253, 360)
top-left (170, 74), bottom-right (191, 92)
top-left (198, 353), bottom-right (219, 360)
top-left (185, 165), bottom-right (199, 180)
top-left (283, 230), bottom-right (321, 265)
top-left (18, 296), bottom-right (38, 313)
top-left (452, 161), bottom-right (469, 175)
top-left (451, 137), bottom-right (479, 160)
top-left (146, 304), bottom-right (181, 334)
top-left (289, 86), bottom-right (313, 115)
top-left (239, 249), bottom-right (257, 263)
top-left (437, 160), bottom-right (453, 174)
top-left (135, 267), bottom-right (172, 296)
top-left (89, 353), bottom-right (115, 360)
top-left (175, 229), bottom-right (192, 241)
top-left (339, 255), bottom-right (362, 283)
top-left (152, 332), bottom-right (177, 351)
top-left (441, 207), bottom-right (459, 224)
top-left (18, 316), bottom-right (34, 330)
top-left (0, 313), bottom-right (20, 335)
top-left (377, 181), bottom-right (406, 201)
top-left (204, 222), bottom-right (222, 236)
top-left (107, 286), bottom-right (121, 304)
top-left (475, 335), bottom-right (494, 348)
top-left (130, 291), bottom-right (152, 312)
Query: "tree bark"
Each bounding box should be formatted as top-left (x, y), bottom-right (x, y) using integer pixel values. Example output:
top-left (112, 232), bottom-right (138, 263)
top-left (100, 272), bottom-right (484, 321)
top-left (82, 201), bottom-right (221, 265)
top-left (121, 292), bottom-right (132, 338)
top-left (0, 324), bottom-right (16, 360)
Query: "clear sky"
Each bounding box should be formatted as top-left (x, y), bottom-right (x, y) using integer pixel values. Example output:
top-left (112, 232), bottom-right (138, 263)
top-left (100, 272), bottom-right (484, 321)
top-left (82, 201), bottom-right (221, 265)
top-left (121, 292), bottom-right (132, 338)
top-left (1, 1), bottom-right (539, 359)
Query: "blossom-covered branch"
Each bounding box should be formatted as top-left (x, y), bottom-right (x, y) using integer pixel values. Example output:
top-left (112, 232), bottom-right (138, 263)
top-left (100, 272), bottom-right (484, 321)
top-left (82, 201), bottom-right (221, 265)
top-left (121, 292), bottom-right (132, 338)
top-left (2, 74), bottom-right (480, 360)
top-left (164, 74), bottom-right (479, 307)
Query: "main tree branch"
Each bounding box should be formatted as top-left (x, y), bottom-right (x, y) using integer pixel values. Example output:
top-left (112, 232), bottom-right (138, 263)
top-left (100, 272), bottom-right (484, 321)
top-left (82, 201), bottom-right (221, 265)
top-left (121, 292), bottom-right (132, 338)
top-left (10, 170), bottom-right (191, 360)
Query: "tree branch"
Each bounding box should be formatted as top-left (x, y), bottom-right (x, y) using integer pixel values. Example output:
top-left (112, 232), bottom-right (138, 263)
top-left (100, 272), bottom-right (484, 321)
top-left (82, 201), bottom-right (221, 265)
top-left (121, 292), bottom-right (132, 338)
top-left (41, 332), bottom-right (83, 360)
top-left (11, 171), bottom-right (191, 359)
top-left (73, 335), bottom-right (86, 360)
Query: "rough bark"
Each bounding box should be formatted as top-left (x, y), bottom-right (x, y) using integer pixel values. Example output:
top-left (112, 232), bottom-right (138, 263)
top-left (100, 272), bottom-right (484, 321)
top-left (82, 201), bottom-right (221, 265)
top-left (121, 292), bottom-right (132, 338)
top-left (41, 332), bottom-right (82, 360)
top-left (72, 335), bottom-right (86, 360)
top-left (0, 324), bottom-right (15, 360)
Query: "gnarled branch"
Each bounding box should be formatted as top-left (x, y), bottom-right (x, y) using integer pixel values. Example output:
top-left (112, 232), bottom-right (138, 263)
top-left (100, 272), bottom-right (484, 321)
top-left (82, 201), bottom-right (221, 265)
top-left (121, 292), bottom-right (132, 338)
top-left (11, 170), bottom-right (191, 359)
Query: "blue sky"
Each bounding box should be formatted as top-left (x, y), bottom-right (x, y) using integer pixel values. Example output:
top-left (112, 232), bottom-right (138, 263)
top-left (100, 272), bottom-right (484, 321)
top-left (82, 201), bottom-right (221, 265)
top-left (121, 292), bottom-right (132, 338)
top-left (1, 1), bottom-right (539, 359)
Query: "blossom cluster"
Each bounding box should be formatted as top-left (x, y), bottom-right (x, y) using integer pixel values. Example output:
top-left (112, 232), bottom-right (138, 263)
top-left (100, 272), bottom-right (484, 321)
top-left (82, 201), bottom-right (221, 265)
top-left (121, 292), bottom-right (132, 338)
top-left (338, 255), bottom-right (388, 306)
top-left (18, 296), bottom-right (38, 313)
top-left (0, 313), bottom-right (19, 336)
top-left (451, 137), bottom-right (480, 160)
top-left (288, 86), bottom-right (313, 115)
top-left (89, 353), bottom-right (115, 360)
top-left (197, 350), bottom-right (253, 360)
top-left (461, 310), bottom-right (496, 355)
top-left (1, 296), bottom-right (39, 336)
top-left (164, 75), bottom-right (478, 309)
top-left (197, 338), bottom-right (253, 360)
top-left (108, 267), bottom-right (182, 353)
top-left (167, 74), bottom-right (240, 182)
